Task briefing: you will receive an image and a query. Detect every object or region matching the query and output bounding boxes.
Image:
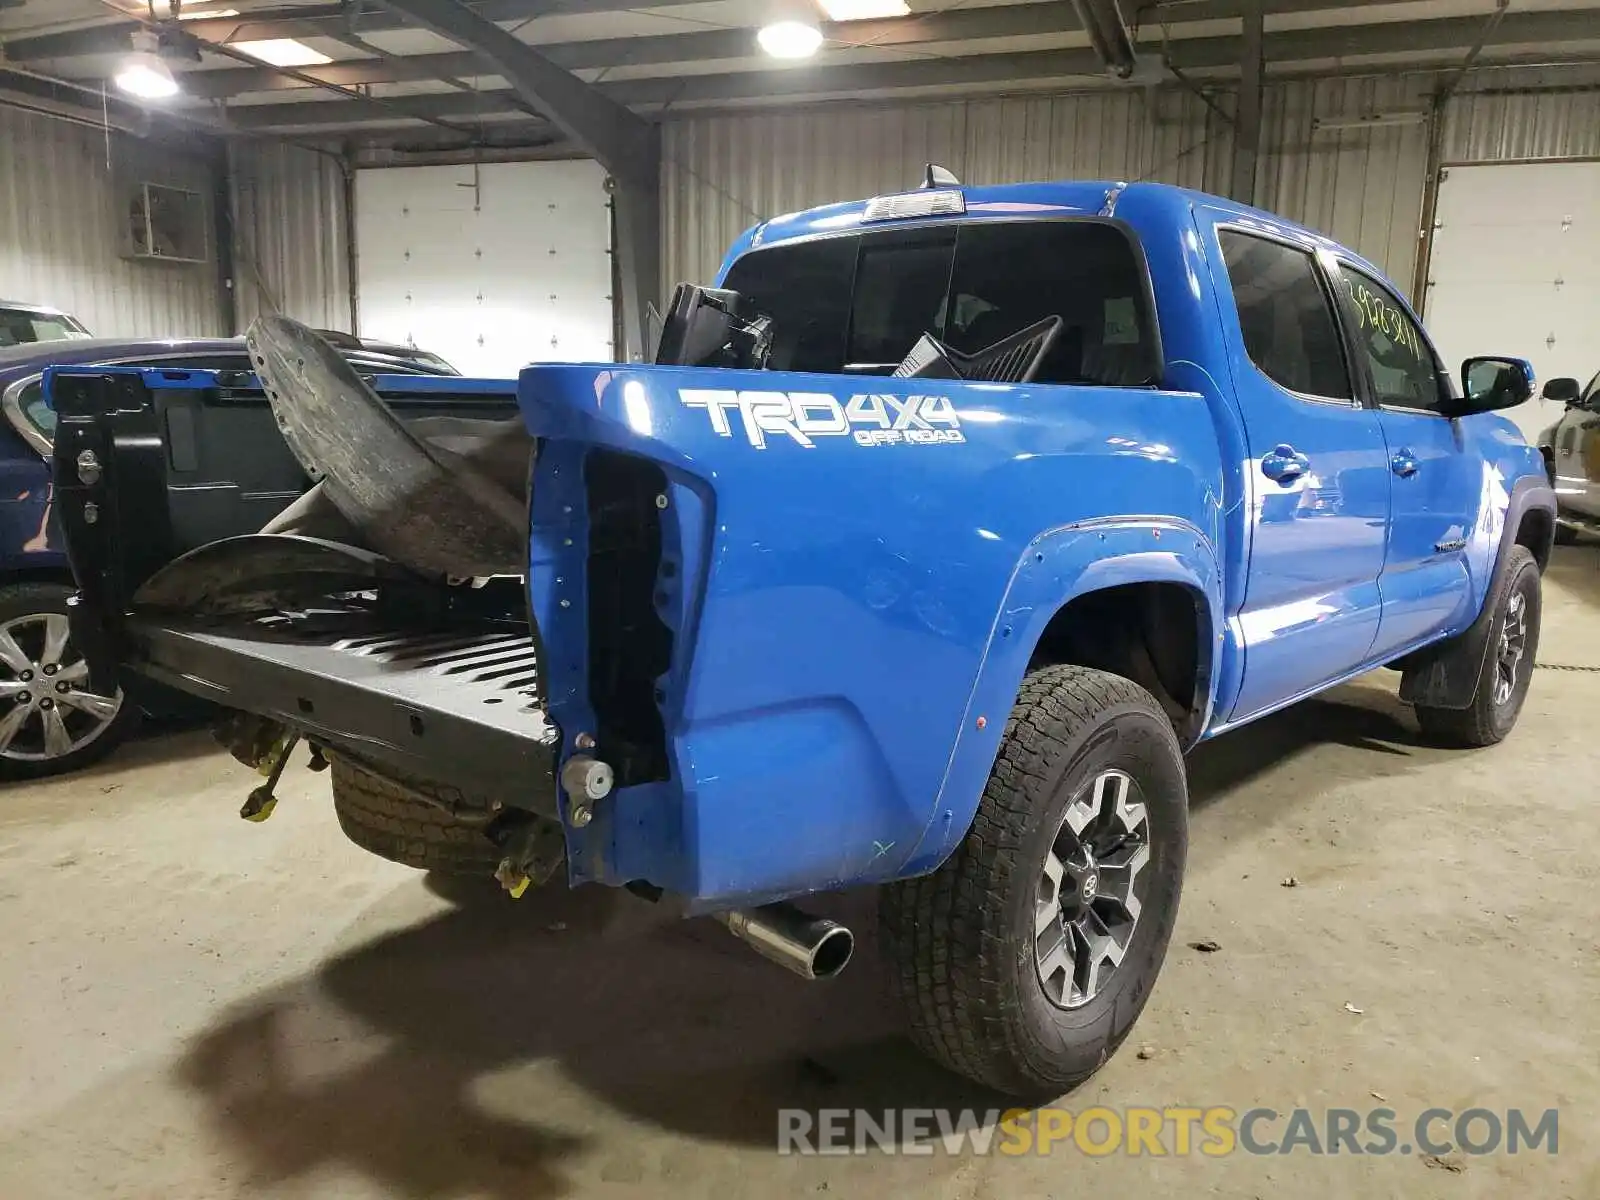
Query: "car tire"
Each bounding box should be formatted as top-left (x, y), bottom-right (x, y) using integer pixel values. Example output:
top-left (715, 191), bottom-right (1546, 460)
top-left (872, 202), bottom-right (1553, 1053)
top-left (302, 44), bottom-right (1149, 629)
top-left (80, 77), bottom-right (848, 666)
top-left (330, 755), bottom-right (505, 875)
top-left (878, 664), bottom-right (1188, 1099)
top-left (0, 581), bottom-right (136, 782)
top-left (1415, 545), bottom-right (1541, 747)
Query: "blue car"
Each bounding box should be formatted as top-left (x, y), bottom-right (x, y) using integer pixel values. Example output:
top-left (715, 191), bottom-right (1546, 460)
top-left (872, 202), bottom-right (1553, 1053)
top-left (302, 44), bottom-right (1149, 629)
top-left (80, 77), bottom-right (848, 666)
top-left (50, 178), bottom-right (1553, 1098)
top-left (0, 334), bottom-right (455, 779)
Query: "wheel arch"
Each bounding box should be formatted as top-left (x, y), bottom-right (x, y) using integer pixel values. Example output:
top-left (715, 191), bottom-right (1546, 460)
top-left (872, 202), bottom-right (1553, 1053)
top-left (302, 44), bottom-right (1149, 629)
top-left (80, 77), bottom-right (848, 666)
top-left (1027, 579), bottom-right (1214, 749)
top-left (896, 518), bottom-right (1221, 878)
top-left (1401, 474), bottom-right (1554, 709)
top-left (1515, 502), bottom-right (1555, 572)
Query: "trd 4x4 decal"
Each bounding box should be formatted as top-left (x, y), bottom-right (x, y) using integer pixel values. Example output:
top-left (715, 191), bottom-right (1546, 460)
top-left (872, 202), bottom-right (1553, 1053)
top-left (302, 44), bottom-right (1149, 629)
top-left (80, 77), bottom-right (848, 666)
top-left (680, 390), bottom-right (965, 449)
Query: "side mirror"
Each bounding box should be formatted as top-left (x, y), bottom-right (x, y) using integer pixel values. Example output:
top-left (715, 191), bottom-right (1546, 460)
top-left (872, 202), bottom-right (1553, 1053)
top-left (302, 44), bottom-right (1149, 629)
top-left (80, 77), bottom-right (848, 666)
top-left (1458, 356), bottom-right (1536, 415)
top-left (1542, 376), bottom-right (1582, 405)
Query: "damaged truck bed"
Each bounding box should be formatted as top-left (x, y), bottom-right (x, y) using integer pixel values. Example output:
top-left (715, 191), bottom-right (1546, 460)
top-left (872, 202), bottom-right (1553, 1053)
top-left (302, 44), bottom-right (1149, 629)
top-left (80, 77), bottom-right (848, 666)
top-left (50, 333), bottom-right (560, 806)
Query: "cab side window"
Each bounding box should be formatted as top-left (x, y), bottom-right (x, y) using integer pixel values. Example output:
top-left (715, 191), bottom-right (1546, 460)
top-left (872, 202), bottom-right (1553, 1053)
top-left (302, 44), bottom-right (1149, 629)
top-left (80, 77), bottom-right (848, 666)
top-left (1338, 266), bottom-right (1445, 413)
top-left (1219, 230), bottom-right (1352, 401)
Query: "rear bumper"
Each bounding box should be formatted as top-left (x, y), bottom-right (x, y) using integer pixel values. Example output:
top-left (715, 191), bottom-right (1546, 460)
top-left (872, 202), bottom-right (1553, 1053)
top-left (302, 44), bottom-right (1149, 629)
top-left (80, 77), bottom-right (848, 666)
top-left (126, 618), bottom-right (561, 816)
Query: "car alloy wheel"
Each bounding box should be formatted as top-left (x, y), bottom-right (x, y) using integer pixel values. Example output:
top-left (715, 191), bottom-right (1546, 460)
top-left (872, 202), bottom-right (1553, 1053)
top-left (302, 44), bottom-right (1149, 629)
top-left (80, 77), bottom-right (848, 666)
top-left (1034, 767), bottom-right (1152, 1009)
top-left (1492, 591), bottom-right (1528, 707)
top-left (0, 612), bottom-right (125, 764)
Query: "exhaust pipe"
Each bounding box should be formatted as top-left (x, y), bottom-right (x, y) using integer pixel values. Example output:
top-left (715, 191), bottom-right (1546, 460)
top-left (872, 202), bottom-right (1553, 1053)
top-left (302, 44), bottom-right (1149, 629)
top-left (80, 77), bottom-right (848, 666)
top-left (716, 903), bottom-right (854, 980)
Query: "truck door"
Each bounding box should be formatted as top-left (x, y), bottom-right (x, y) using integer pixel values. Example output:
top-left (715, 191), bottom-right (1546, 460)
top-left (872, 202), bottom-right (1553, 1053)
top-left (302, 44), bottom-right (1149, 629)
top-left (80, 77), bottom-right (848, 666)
top-left (1209, 223), bottom-right (1390, 722)
top-left (1333, 262), bottom-right (1479, 658)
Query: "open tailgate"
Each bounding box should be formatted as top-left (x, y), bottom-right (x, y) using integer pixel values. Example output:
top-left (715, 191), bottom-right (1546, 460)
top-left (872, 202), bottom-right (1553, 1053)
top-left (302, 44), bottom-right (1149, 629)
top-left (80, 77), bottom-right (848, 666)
top-left (46, 363), bottom-right (560, 803)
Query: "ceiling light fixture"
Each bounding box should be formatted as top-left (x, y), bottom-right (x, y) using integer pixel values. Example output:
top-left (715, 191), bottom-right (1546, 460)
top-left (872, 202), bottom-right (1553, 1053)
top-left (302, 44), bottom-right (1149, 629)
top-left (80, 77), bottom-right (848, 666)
top-left (1312, 110), bottom-right (1430, 131)
top-left (758, 20), bottom-right (824, 59)
top-left (818, 0), bottom-right (910, 19)
top-left (231, 38), bottom-right (334, 67)
top-left (114, 29), bottom-right (180, 99)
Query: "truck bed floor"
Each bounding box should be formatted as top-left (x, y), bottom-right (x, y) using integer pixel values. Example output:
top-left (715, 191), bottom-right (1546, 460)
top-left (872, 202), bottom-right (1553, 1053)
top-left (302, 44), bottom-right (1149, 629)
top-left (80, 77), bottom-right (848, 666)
top-left (129, 620), bottom-right (560, 810)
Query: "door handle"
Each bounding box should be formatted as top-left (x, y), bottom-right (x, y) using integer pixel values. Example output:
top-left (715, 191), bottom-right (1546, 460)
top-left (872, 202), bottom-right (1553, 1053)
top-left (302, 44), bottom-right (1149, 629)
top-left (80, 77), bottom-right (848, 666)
top-left (1391, 449), bottom-right (1420, 478)
top-left (1261, 444), bottom-right (1309, 485)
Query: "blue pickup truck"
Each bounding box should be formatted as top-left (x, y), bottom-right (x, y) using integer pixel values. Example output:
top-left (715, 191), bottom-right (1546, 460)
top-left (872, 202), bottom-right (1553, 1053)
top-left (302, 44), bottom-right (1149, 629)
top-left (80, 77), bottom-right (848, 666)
top-left (48, 178), bottom-right (1553, 1098)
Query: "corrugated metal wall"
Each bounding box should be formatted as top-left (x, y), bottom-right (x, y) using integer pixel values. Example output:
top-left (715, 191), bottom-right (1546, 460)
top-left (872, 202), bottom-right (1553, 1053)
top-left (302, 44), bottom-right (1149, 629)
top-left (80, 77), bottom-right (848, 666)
top-left (1442, 78), bottom-right (1600, 162)
top-left (0, 105), bottom-right (223, 337)
top-left (662, 90), bottom-right (1224, 299)
top-left (1256, 75), bottom-right (1433, 294)
top-left (8, 70), bottom-right (1596, 349)
top-left (229, 141), bottom-right (353, 333)
top-left (663, 74), bottom-right (1449, 299)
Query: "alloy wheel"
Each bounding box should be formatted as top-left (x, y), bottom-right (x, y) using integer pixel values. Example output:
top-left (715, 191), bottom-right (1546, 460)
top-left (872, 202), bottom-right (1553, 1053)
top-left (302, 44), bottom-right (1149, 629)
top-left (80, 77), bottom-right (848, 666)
top-left (1034, 768), bottom-right (1152, 1009)
top-left (1493, 591), bottom-right (1528, 707)
top-left (0, 612), bottom-right (124, 763)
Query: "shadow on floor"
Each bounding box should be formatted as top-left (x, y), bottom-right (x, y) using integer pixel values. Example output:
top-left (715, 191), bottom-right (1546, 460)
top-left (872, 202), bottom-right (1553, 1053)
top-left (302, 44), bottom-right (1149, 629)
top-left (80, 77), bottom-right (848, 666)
top-left (1186, 677), bottom-right (1437, 812)
top-left (169, 675), bottom-right (1454, 1198)
top-left (173, 880), bottom-right (1008, 1199)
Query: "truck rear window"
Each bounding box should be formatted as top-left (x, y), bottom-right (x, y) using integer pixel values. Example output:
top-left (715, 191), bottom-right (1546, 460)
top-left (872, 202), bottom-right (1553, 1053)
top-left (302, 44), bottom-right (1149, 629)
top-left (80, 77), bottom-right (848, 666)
top-left (722, 219), bottom-right (1159, 387)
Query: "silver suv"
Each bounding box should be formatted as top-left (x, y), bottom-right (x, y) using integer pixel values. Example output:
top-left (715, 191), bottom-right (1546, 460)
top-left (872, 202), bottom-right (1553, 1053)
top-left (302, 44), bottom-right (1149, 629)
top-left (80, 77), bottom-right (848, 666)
top-left (0, 300), bottom-right (91, 347)
top-left (1538, 371), bottom-right (1600, 542)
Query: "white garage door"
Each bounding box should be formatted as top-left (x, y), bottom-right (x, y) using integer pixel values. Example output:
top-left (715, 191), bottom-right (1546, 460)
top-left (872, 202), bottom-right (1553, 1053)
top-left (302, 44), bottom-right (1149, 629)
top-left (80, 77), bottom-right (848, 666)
top-left (355, 159), bottom-right (614, 378)
top-left (1424, 160), bottom-right (1600, 443)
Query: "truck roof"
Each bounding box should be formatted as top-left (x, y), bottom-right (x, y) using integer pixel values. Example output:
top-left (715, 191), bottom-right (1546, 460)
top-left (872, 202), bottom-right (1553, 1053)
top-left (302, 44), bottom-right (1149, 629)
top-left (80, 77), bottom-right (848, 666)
top-left (730, 179), bottom-right (1387, 289)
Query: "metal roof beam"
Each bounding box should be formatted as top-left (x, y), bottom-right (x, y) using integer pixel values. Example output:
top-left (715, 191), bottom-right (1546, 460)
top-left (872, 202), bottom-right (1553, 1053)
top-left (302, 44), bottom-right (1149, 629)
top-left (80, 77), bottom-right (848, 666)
top-left (1072, 0), bottom-right (1137, 77)
top-left (218, 6), bottom-right (1600, 129)
top-left (612, 8), bottom-right (1600, 101)
top-left (368, 0), bottom-right (659, 361)
top-left (185, 50), bottom-right (492, 98)
top-left (370, 0), bottom-right (653, 178)
top-left (0, 0), bottom-right (711, 61)
top-left (5, 0), bottom-right (1456, 66)
top-left (1230, 0), bottom-right (1264, 202)
top-left (182, 4), bottom-right (1089, 99)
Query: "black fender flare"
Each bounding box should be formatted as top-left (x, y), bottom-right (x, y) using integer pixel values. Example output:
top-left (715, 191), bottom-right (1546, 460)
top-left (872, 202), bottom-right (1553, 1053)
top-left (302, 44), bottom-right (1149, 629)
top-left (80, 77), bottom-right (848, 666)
top-left (1398, 476), bottom-right (1554, 710)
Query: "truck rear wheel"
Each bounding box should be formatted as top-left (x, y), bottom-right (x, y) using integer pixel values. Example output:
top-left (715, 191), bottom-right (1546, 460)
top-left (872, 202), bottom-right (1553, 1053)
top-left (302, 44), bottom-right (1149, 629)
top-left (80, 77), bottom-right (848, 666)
top-left (879, 664), bottom-right (1187, 1099)
top-left (330, 756), bottom-right (504, 875)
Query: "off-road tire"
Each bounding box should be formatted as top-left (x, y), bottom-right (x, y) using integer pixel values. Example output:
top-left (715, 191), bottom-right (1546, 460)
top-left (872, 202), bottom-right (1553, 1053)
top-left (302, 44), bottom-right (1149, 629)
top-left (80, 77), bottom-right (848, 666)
top-left (0, 581), bottom-right (137, 781)
top-left (1415, 545), bottom-right (1541, 747)
top-left (879, 665), bottom-right (1188, 1099)
top-left (330, 756), bottom-right (503, 874)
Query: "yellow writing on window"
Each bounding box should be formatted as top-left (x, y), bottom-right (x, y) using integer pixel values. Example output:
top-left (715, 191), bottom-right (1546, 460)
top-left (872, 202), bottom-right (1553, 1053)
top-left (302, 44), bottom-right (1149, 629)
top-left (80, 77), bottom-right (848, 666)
top-left (1346, 278), bottom-right (1423, 363)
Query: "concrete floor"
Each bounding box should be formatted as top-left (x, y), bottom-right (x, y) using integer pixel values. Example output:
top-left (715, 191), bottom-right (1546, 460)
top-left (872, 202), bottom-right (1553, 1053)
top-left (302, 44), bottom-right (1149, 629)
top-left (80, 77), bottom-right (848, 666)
top-left (2, 545), bottom-right (1599, 1200)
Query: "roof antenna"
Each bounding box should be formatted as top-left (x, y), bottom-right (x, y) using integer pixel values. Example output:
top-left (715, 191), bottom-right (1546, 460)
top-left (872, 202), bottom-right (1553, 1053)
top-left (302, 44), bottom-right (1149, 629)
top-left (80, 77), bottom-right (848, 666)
top-left (921, 163), bottom-right (961, 189)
